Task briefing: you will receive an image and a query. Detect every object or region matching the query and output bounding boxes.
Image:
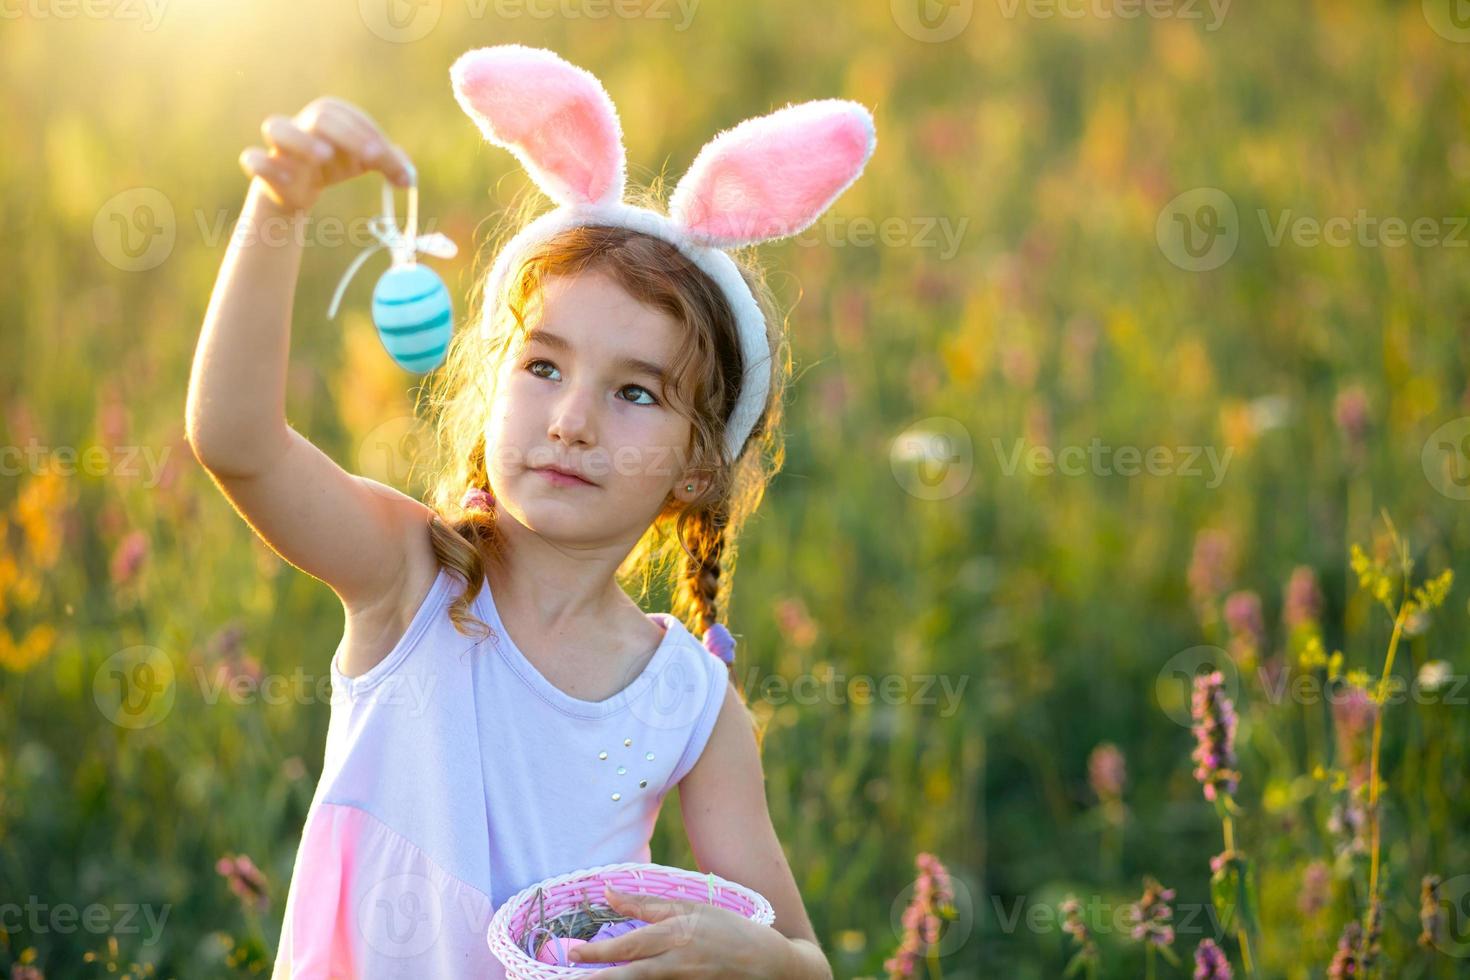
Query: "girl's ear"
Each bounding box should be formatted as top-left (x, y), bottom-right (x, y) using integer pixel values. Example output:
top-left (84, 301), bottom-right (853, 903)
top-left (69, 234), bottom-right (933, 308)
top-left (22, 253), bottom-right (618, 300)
top-left (450, 44), bottom-right (628, 209)
top-left (669, 98), bottom-right (877, 249)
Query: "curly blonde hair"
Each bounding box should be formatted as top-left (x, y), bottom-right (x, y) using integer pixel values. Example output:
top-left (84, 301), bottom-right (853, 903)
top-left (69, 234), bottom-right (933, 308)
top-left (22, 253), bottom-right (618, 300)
top-left (412, 181), bottom-right (791, 738)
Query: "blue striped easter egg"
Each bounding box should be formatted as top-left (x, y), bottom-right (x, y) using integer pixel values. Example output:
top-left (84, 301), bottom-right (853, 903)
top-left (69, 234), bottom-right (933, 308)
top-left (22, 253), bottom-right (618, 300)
top-left (370, 263), bottom-right (453, 373)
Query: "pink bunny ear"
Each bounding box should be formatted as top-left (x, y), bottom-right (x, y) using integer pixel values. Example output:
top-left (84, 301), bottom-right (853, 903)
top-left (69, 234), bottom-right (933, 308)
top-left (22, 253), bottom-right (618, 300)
top-left (450, 45), bottom-right (627, 208)
top-left (670, 98), bottom-right (877, 249)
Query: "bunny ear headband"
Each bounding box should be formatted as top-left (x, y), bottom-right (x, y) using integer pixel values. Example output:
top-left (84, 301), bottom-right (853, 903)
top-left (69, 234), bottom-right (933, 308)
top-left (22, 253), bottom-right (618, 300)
top-left (449, 44), bottom-right (877, 465)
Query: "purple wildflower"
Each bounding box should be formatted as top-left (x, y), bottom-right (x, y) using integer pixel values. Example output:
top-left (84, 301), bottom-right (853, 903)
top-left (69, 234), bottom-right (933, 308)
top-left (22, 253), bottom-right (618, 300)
top-left (1191, 672), bottom-right (1240, 802)
top-left (1193, 938), bottom-right (1233, 979)
top-left (1327, 798), bottom-right (1369, 857)
top-left (1125, 876), bottom-right (1176, 948)
top-left (1283, 566), bottom-right (1323, 631)
top-left (1328, 920), bottom-right (1361, 978)
top-left (884, 852), bottom-right (955, 979)
top-left (1361, 897), bottom-right (1382, 970)
top-left (1060, 895), bottom-right (1100, 963)
top-left (1189, 529), bottom-right (1236, 609)
top-left (1419, 874), bottom-right (1442, 949)
top-left (1334, 385), bottom-right (1370, 459)
top-left (1088, 742), bottom-right (1126, 803)
top-left (1223, 590), bottom-right (1266, 667)
top-left (109, 529), bottom-right (149, 587)
top-left (1331, 686), bottom-right (1377, 790)
top-left (216, 853), bottom-right (269, 912)
top-left (1299, 860), bottom-right (1331, 918)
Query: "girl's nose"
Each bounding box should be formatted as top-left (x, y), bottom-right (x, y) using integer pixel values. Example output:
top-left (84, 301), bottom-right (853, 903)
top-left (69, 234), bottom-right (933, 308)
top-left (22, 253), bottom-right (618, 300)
top-left (547, 385), bottom-right (597, 448)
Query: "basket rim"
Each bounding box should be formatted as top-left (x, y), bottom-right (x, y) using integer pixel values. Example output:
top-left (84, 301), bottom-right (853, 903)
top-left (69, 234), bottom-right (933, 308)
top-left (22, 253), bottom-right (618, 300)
top-left (486, 860), bottom-right (776, 973)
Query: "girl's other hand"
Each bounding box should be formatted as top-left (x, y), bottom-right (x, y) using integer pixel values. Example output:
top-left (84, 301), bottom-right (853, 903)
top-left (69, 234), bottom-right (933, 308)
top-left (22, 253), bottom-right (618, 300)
top-left (567, 884), bottom-right (814, 978)
top-left (237, 96), bottom-right (416, 214)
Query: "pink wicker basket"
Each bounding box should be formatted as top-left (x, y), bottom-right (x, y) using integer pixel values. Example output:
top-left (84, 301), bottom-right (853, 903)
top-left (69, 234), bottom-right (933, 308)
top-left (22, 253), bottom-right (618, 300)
top-left (486, 861), bottom-right (776, 978)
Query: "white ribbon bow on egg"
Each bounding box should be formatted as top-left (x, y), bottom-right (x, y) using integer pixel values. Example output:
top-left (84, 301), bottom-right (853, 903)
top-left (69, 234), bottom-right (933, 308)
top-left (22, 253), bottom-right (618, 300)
top-left (327, 179), bottom-right (459, 319)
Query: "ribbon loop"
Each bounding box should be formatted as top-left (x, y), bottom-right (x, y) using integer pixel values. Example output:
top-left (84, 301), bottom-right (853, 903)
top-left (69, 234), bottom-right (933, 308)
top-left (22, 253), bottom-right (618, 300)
top-left (327, 178), bottom-right (459, 320)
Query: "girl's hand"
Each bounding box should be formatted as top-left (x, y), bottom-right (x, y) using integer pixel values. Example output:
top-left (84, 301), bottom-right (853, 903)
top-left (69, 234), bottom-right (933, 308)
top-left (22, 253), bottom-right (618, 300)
top-left (237, 96), bottom-right (416, 214)
top-left (567, 884), bottom-right (808, 978)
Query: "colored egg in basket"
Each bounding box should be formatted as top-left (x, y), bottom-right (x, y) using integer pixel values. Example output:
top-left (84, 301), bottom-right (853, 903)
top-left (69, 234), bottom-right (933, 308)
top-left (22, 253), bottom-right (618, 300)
top-left (370, 263), bottom-right (454, 373)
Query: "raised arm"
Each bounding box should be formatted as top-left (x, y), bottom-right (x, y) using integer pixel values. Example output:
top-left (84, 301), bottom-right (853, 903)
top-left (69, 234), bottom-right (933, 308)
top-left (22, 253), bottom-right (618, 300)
top-left (185, 98), bottom-right (435, 637)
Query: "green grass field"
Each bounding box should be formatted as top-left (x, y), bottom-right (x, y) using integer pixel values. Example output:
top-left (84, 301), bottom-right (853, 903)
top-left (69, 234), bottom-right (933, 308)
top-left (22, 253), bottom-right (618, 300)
top-left (2, 1), bottom-right (1469, 976)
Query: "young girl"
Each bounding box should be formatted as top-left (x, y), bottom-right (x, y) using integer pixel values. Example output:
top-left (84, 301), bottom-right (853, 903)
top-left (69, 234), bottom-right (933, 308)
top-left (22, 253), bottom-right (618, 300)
top-left (187, 45), bottom-right (874, 977)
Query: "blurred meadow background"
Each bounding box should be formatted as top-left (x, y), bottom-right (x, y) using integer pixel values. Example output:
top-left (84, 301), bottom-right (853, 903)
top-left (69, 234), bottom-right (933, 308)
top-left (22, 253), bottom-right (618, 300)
top-left (4, 0), bottom-right (1470, 976)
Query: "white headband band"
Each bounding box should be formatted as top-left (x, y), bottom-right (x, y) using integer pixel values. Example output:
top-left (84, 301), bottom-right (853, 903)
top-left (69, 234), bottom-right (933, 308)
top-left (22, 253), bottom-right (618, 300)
top-left (451, 44), bottom-right (876, 466)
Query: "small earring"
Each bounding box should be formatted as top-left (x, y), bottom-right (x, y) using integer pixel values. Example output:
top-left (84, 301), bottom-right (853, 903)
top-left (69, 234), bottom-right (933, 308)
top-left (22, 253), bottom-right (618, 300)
top-left (685, 483), bottom-right (694, 492)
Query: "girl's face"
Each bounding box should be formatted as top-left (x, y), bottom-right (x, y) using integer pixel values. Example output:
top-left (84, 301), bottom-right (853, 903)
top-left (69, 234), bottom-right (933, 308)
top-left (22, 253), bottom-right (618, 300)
top-left (484, 269), bottom-right (703, 544)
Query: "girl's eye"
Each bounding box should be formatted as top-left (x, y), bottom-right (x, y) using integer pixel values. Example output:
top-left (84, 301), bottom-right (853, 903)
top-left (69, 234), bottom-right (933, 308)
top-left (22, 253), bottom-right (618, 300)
top-left (524, 359), bottom-right (660, 407)
top-left (620, 385), bottom-right (659, 407)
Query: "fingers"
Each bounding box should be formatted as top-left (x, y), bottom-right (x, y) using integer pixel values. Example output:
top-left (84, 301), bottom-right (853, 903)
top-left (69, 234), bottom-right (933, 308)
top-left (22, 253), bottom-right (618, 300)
top-left (261, 115), bottom-right (335, 165)
top-left (568, 921), bottom-right (673, 964)
top-left (296, 99), bottom-right (415, 187)
top-left (238, 145), bottom-right (317, 211)
top-left (238, 146), bottom-right (294, 186)
top-left (604, 885), bottom-right (699, 925)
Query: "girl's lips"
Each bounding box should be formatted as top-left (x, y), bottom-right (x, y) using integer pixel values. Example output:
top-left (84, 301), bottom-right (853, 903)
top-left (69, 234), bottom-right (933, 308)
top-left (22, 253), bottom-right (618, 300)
top-left (535, 467), bottom-right (596, 487)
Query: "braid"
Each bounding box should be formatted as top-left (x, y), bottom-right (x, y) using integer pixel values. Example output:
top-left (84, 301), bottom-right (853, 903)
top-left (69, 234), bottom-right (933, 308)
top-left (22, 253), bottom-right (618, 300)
top-left (686, 503), bottom-right (728, 637)
top-left (676, 500), bottom-right (764, 751)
